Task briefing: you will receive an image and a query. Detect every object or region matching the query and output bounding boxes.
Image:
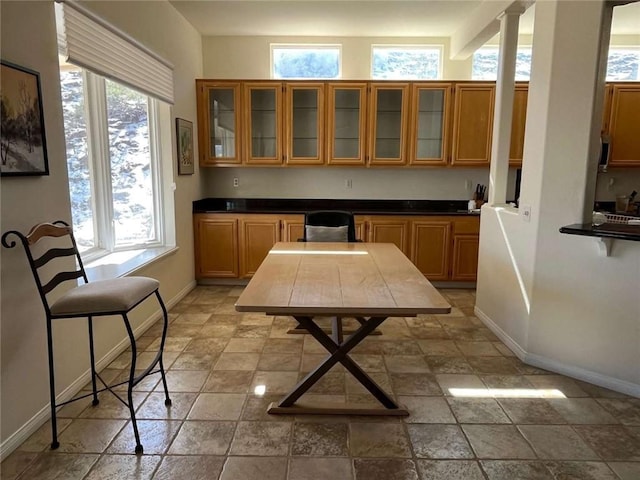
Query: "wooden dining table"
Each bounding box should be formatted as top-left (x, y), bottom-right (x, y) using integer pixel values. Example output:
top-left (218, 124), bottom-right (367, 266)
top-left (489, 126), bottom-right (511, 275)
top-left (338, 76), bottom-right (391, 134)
top-left (235, 242), bottom-right (451, 416)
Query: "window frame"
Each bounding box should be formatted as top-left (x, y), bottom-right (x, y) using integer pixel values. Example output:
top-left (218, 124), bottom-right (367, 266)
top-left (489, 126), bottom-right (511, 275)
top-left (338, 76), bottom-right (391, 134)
top-left (62, 66), bottom-right (166, 263)
top-left (270, 43), bottom-right (342, 79)
top-left (371, 44), bottom-right (443, 80)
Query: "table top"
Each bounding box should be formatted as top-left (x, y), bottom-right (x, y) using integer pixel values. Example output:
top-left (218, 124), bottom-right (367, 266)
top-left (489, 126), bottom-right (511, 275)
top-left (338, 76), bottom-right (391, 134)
top-left (235, 242), bottom-right (451, 316)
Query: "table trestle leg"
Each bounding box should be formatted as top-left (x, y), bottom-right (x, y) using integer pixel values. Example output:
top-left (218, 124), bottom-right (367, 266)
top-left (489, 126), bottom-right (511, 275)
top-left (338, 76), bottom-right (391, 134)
top-left (277, 315), bottom-right (400, 410)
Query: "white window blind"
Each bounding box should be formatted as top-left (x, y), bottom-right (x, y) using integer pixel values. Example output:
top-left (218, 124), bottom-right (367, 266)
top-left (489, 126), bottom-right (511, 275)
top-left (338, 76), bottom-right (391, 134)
top-left (55, 0), bottom-right (174, 104)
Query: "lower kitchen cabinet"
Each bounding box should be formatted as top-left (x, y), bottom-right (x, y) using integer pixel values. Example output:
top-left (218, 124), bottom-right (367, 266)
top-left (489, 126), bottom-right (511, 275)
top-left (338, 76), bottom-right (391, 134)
top-left (194, 214), bottom-right (239, 278)
top-left (411, 220), bottom-right (451, 281)
top-left (195, 213), bottom-right (479, 282)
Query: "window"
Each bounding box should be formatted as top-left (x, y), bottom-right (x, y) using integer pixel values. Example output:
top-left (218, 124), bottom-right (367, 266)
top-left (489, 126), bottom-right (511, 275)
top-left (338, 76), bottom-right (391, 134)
top-left (472, 47), bottom-right (533, 80)
top-left (606, 47), bottom-right (640, 80)
top-left (372, 46), bottom-right (442, 80)
top-left (271, 44), bottom-right (341, 79)
top-left (60, 62), bottom-right (165, 259)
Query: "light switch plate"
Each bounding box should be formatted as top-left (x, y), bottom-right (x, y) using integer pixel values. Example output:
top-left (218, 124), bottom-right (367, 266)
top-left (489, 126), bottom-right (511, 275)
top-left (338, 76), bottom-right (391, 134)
top-left (521, 204), bottom-right (531, 222)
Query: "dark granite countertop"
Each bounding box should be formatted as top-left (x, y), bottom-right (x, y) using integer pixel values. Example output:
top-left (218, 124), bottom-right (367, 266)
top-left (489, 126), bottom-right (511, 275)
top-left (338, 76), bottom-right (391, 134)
top-left (193, 198), bottom-right (480, 216)
top-left (559, 223), bottom-right (640, 242)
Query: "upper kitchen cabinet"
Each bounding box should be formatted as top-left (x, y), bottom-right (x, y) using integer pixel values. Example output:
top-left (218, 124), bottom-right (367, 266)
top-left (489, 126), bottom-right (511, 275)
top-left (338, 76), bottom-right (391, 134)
top-left (451, 83), bottom-right (495, 166)
top-left (606, 83), bottom-right (640, 167)
top-left (326, 82), bottom-right (367, 166)
top-left (408, 83), bottom-right (452, 166)
top-left (368, 83), bottom-right (410, 166)
top-left (196, 80), bottom-right (242, 165)
top-left (285, 82), bottom-right (325, 165)
top-left (509, 83), bottom-right (529, 166)
top-left (243, 82), bottom-right (283, 165)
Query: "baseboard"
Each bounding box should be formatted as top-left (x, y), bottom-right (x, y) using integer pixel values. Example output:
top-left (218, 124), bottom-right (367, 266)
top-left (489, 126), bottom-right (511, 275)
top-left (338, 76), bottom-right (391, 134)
top-left (474, 305), bottom-right (640, 398)
top-left (0, 280), bottom-right (197, 461)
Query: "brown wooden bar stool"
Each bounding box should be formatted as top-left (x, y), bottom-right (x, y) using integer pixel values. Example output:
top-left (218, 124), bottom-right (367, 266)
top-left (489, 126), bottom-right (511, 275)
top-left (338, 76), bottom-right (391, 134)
top-left (1, 220), bottom-right (172, 454)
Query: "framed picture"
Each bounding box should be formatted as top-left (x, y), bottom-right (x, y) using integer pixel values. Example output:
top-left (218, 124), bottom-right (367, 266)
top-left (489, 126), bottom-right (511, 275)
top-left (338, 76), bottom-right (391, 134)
top-left (1, 60), bottom-right (49, 176)
top-left (176, 118), bottom-right (194, 175)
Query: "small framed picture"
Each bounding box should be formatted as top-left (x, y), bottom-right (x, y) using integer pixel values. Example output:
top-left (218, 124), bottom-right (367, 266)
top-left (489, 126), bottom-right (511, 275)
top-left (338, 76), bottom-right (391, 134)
top-left (176, 118), bottom-right (194, 175)
top-left (1, 60), bottom-right (49, 176)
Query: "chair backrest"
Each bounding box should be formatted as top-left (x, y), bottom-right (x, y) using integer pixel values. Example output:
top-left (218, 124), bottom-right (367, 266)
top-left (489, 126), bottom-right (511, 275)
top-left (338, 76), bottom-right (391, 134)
top-left (303, 210), bottom-right (358, 242)
top-left (1, 221), bottom-right (88, 315)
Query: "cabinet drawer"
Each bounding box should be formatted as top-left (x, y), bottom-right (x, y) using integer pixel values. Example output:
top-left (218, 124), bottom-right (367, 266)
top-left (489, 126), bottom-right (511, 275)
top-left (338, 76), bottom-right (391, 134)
top-left (453, 217), bottom-right (480, 234)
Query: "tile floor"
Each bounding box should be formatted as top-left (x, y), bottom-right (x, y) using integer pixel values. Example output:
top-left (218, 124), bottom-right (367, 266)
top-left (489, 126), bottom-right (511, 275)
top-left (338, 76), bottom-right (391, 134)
top-left (2, 286), bottom-right (640, 480)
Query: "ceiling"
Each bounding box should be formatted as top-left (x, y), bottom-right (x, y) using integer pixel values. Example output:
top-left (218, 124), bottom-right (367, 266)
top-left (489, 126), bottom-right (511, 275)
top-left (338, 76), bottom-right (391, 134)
top-left (169, 0), bottom-right (640, 38)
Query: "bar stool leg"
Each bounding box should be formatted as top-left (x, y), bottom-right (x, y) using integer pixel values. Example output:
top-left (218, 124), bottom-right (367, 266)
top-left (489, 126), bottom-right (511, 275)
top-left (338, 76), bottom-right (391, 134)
top-left (87, 316), bottom-right (99, 406)
top-left (45, 316), bottom-right (59, 450)
top-left (155, 291), bottom-right (172, 407)
top-left (122, 314), bottom-right (143, 454)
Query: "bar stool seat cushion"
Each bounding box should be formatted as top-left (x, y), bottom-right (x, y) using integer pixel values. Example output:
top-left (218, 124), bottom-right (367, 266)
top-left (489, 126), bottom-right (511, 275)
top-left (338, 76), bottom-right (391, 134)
top-left (50, 276), bottom-right (160, 316)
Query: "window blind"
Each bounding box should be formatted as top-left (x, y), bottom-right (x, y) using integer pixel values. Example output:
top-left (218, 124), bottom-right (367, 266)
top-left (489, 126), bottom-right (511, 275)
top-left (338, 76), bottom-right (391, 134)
top-left (55, 0), bottom-right (174, 104)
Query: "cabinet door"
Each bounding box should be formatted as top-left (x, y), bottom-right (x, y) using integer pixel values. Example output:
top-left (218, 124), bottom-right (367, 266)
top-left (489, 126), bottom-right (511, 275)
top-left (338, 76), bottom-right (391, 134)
top-left (196, 81), bottom-right (242, 165)
top-left (365, 216), bottom-right (411, 256)
top-left (238, 215), bottom-right (281, 278)
top-left (281, 215), bottom-right (305, 242)
top-left (607, 83), bottom-right (640, 167)
top-left (509, 83), bottom-right (528, 166)
top-left (285, 83), bottom-right (324, 165)
top-left (368, 83), bottom-right (410, 165)
top-left (244, 82), bottom-right (283, 165)
top-left (194, 215), bottom-right (238, 278)
top-left (409, 83), bottom-right (451, 166)
top-left (410, 220), bottom-right (451, 281)
top-left (452, 235), bottom-right (479, 281)
top-left (451, 83), bottom-right (495, 166)
top-left (327, 83), bottom-right (367, 165)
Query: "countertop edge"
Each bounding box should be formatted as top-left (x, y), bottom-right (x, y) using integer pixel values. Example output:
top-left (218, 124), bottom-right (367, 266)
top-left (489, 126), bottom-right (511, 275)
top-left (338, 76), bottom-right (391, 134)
top-left (559, 223), bottom-right (640, 242)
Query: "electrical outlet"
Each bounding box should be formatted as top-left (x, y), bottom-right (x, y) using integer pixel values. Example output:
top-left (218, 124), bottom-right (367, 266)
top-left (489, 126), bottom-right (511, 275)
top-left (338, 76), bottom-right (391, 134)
top-left (520, 204), bottom-right (532, 222)
top-left (608, 178), bottom-right (615, 191)
top-left (233, 177), bottom-right (239, 188)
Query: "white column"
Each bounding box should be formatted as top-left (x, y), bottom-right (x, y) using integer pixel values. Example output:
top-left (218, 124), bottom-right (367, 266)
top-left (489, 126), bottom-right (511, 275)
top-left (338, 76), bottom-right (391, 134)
top-left (488, 8), bottom-right (523, 205)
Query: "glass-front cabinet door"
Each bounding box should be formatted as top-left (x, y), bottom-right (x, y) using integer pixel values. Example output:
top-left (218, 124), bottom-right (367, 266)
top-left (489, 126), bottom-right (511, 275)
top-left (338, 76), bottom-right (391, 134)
top-left (409, 83), bottom-right (451, 166)
top-left (243, 82), bottom-right (283, 165)
top-left (196, 81), bottom-right (242, 165)
top-left (326, 83), bottom-right (367, 165)
top-left (285, 83), bottom-right (324, 165)
top-left (368, 83), bottom-right (409, 165)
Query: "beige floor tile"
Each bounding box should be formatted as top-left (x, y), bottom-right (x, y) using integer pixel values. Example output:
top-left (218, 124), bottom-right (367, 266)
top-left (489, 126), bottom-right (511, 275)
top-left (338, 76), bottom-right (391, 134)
top-left (167, 420), bottom-right (236, 455)
top-left (384, 355), bottom-right (431, 373)
top-left (391, 373), bottom-right (443, 396)
top-left (447, 398), bottom-right (511, 424)
top-left (435, 373), bottom-right (485, 396)
top-left (467, 356), bottom-right (520, 375)
top-left (548, 398), bottom-right (620, 424)
top-left (543, 461), bottom-right (619, 480)
top-left (224, 338), bottom-right (266, 353)
top-left (573, 425), bottom-right (640, 461)
top-left (252, 371), bottom-right (300, 395)
top-left (498, 398), bottom-right (567, 424)
top-left (350, 423), bottom-right (412, 458)
top-left (136, 392), bottom-right (196, 420)
top-left (203, 370), bottom-right (254, 393)
top-left (596, 398), bottom-right (640, 425)
top-left (16, 418), bottom-right (72, 452)
top-left (240, 313), bottom-right (275, 326)
top-left (525, 374), bottom-right (589, 397)
top-left (518, 425), bottom-right (599, 460)
top-left (184, 337), bottom-right (229, 353)
top-left (153, 455), bottom-right (225, 480)
top-left (399, 396), bottom-right (456, 424)
top-left (608, 461), bottom-right (640, 480)
top-left (241, 394), bottom-right (295, 422)
top-left (220, 456), bottom-right (287, 480)
top-left (0, 450), bottom-right (39, 480)
top-left (479, 374), bottom-right (535, 389)
top-left (480, 460), bottom-right (553, 479)
top-left (171, 351), bottom-right (218, 370)
top-left (55, 419), bottom-right (126, 453)
top-left (257, 353), bottom-right (301, 371)
top-left (462, 425), bottom-right (536, 459)
top-left (229, 421), bottom-right (292, 456)
top-left (291, 422), bottom-right (348, 456)
top-left (263, 338), bottom-right (304, 354)
top-left (107, 419), bottom-right (181, 454)
top-left (187, 393), bottom-right (246, 420)
top-left (353, 459), bottom-right (419, 480)
top-left (455, 341), bottom-right (502, 356)
top-left (288, 457), bottom-right (353, 480)
top-left (407, 424), bottom-right (474, 459)
top-left (198, 324), bottom-right (237, 338)
top-left (214, 352), bottom-right (260, 371)
top-left (233, 325), bottom-right (271, 338)
top-left (146, 336), bottom-right (191, 352)
top-left (379, 340), bottom-right (423, 355)
top-left (172, 313), bottom-right (212, 325)
top-left (416, 460), bottom-right (485, 480)
top-left (15, 453), bottom-right (99, 480)
top-left (157, 370), bottom-right (208, 392)
top-left (78, 392), bottom-right (148, 419)
top-left (426, 356), bottom-right (474, 374)
top-left (416, 339), bottom-right (461, 356)
top-left (83, 453), bottom-right (161, 479)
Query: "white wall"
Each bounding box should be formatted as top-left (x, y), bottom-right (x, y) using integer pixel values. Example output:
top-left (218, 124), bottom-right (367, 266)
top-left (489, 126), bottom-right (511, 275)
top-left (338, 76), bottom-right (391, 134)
top-left (0, 0), bottom-right (203, 457)
top-left (476, 0), bottom-right (640, 396)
